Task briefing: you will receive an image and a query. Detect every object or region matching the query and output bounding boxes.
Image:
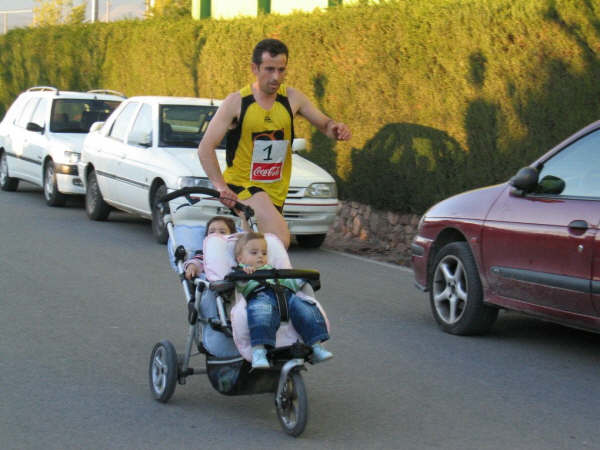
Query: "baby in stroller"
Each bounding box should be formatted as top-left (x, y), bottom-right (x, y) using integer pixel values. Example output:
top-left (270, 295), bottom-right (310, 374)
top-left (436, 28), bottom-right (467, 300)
top-left (233, 232), bottom-right (333, 369)
top-left (183, 216), bottom-right (237, 280)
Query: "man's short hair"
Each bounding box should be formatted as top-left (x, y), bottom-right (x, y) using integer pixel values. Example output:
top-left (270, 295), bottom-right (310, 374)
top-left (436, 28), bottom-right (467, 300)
top-left (252, 38), bottom-right (289, 66)
top-left (235, 232), bottom-right (265, 259)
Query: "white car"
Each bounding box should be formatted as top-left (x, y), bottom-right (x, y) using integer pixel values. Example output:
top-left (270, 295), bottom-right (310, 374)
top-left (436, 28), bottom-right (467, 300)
top-left (79, 96), bottom-right (338, 247)
top-left (0, 86), bottom-right (124, 205)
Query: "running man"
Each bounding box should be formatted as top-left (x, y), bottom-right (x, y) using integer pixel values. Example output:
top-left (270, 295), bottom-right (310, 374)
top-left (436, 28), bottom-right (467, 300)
top-left (198, 38), bottom-right (351, 248)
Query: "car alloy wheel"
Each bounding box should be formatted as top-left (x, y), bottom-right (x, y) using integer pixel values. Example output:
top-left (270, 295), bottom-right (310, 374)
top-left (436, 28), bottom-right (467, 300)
top-left (43, 162), bottom-right (66, 206)
top-left (432, 253), bottom-right (467, 324)
top-left (85, 170), bottom-right (110, 221)
top-left (0, 152), bottom-right (18, 191)
top-left (151, 184), bottom-right (169, 244)
top-left (429, 242), bottom-right (498, 335)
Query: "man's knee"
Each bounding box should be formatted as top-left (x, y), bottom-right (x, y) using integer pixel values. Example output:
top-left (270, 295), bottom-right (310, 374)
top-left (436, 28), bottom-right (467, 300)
top-left (247, 193), bottom-right (290, 248)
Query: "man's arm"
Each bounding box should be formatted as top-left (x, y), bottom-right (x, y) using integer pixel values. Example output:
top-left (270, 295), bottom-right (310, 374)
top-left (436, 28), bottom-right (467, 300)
top-left (288, 87), bottom-right (351, 141)
top-left (198, 93), bottom-right (241, 204)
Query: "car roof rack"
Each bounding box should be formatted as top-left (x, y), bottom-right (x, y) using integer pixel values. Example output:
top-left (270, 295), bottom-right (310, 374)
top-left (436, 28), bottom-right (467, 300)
top-left (27, 86), bottom-right (59, 94)
top-left (87, 89), bottom-right (127, 98)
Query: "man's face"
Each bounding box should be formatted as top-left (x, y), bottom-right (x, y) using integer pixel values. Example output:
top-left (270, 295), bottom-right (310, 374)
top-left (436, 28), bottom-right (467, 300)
top-left (252, 51), bottom-right (287, 95)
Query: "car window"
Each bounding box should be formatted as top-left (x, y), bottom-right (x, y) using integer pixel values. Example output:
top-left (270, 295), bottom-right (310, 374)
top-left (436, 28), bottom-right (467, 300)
top-left (15, 97), bottom-right (40, 128)
top-left (128, 104), bottom-right (153, 147)
top-left (50, 98), bottom-right (121, 133)
top-left (109, 102), bottom-right (139, 142)
top-left (30, 98), bottom-right (48, 128)
top-left (537, 129), bottom-right (600, 198)
top-left (159, 105), bottom-right (220, 148)
top-left (3, 95), bottom-right (29, 124)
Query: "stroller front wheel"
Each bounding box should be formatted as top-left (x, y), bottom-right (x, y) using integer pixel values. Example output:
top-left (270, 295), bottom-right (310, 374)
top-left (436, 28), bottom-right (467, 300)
top-left (149, 340), bottom-right (178, 402)
top-left (275, 371), bottom-right (308, 437)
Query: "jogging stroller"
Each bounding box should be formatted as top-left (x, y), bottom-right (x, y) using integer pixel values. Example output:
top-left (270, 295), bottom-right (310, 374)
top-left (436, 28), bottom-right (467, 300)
top-left (148, 187), bottom-right (327, 437)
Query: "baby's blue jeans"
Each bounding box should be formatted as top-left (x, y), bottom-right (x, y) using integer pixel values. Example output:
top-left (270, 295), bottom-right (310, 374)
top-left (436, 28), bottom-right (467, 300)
top-left (246, 287), bottom-right (329, 348)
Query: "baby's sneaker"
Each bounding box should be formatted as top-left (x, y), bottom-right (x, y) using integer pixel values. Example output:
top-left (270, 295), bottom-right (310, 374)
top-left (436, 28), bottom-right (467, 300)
top-left (311, 343), bottom-right (333, 363)
top-left (251, 347), bottom-right (269, 369)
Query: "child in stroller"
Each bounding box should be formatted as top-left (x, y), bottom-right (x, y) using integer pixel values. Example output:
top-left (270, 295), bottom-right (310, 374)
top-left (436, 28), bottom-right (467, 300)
top-left (233, 231), bottom-right (333, 368)
top-left (183, 216), bottom-right (236, 280)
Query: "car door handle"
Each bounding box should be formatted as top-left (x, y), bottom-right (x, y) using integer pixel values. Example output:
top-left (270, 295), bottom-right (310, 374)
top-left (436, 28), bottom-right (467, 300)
top-left (568, 220), bottom-right (588, 230)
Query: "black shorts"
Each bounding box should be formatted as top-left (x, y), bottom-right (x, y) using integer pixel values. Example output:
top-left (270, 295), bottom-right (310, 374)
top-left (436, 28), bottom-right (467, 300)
top-left (227, 183), bottom-right (284, 214)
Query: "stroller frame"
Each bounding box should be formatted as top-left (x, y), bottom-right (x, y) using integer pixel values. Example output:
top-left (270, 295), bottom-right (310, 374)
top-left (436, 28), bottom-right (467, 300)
top-left (148, 187), bottom-right (322, 437)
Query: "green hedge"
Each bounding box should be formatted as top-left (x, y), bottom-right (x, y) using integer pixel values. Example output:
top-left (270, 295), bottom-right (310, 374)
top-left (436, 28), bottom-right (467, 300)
top-left (1, 0), bottom-right (599, 213)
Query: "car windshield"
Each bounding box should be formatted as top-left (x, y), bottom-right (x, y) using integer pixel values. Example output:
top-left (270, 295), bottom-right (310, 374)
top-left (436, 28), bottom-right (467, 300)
top-left (50, 99), bottom-right (121, 133)
top-left (159, 104), bottom-right (225, 148)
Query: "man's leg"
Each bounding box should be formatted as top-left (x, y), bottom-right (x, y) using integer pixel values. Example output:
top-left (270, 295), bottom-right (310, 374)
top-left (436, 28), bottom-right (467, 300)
top-left (245, 191), bottom-right (290, 248)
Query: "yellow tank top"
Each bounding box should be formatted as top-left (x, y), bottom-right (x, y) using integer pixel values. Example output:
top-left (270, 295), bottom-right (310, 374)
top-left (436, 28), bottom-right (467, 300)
top-left (224, 84), bottom-right (294, 207)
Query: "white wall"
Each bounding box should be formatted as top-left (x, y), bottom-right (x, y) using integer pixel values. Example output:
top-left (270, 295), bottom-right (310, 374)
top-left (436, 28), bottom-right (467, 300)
top-left (212, 0), bottom-right (258, 19)
top-left (210, 0), bottom-right (367, 19)
top-left (270, 0), bottom-right (328, 14)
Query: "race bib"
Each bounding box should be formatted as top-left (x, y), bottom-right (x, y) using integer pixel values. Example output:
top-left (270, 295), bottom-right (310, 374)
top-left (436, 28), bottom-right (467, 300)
top-left (250, 138), bottom-right (288, 182)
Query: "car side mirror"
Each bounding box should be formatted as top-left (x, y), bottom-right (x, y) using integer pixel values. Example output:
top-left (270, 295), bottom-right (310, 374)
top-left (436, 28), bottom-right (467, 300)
top-left (26, 122), bottom-right (44, 133)
top-left (89, 121), bottom-right (105, 133)
top-left (509, 166), bottom-right (538, 196)
top-left (536, 175), bottom-right (565, 195)
top-left (292, 138), bottom-right (306, 152)
top-left (129, 131), bottom-right (152, 148)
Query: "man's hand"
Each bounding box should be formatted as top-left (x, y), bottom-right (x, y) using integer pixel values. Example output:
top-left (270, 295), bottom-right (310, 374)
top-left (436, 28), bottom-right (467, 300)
top-left (217, 185), bottom-right (239, 209)
top-left (330, 121), bottom-right (352, 141)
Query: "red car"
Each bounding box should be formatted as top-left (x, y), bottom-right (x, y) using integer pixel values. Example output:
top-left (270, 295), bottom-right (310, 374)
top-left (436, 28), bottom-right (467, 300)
top-left (412, 120), bottom-right (600, 335)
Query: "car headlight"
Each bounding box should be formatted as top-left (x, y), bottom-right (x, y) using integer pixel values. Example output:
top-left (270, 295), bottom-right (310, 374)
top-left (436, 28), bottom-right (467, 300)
top-left (64, 151), bottom-right (80, 164)
top-left (177, 176), bottom-right (213, 189)
top-left (305, 182), bottom-right (337, 198)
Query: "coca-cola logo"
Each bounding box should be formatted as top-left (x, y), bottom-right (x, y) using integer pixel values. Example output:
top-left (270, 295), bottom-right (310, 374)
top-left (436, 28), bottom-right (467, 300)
top-left (252, 162), bottom-right (282, 180)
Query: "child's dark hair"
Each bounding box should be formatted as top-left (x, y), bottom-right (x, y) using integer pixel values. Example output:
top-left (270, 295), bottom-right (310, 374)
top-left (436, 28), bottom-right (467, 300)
top-left (234, 232), bottom-right (265, 259)
top-left (205, 216), bottom-right (236, 238)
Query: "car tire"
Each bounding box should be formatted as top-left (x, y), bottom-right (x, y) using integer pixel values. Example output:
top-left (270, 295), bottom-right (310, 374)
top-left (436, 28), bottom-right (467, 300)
top-left (296, 234), bottom-right (326, 249)
top-left (151, 184), bottom-right (169, 244)
top-left (43, 161), bottom-right (66, 207)
top-left (0, 152), bottom-right (19, 191)
top-left (86, 169), bottom-right (111, 221)
top-left (429, 241), bottom-right (498, 335)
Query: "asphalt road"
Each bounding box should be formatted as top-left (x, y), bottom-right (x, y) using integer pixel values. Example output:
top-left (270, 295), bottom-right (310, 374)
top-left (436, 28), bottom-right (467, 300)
top-left (2, 184), bottom-right (600, 450)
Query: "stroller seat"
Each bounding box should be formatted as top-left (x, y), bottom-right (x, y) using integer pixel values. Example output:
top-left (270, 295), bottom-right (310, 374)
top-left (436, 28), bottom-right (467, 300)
top-left (201, 232), bottom-right (330, 362)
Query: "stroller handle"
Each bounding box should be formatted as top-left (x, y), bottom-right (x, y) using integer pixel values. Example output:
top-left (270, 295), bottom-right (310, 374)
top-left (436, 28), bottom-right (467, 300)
top-left (225, 268), bottom-right (320, 282)
top-left (158, 186), bottom-right (254, 220)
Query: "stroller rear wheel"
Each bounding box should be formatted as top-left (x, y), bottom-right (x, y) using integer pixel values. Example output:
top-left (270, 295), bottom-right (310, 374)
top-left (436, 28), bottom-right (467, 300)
top-left (275, 371), bottom-right (308, 437)
top-left (149, 340), bottom-right (178, 402)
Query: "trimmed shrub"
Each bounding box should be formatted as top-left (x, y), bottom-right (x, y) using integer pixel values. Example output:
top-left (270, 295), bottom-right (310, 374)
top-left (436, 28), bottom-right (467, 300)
top-left (0, 0), bottom-right (599, 213)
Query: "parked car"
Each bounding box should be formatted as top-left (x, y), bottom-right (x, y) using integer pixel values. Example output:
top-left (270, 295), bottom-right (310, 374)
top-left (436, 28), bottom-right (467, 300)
top-left (0, 86), bottom-right (124, 205)
top-left (78, 96), bottom-right (338, 246)
top-left (412, 120), bottom-right (600, 335)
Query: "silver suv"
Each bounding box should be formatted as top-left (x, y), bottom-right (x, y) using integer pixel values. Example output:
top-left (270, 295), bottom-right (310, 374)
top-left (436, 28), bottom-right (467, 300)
top-left (0, 87), bottom-right (124, 205)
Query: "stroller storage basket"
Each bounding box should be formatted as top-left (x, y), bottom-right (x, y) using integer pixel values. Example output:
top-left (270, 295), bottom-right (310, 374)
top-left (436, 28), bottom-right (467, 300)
top-left (206, 342), bottom-right (312, 396)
